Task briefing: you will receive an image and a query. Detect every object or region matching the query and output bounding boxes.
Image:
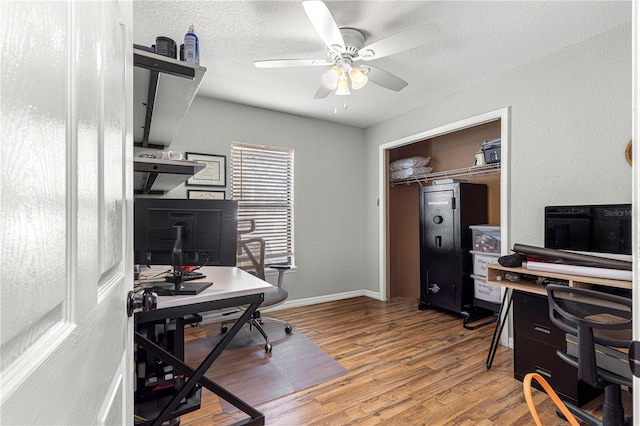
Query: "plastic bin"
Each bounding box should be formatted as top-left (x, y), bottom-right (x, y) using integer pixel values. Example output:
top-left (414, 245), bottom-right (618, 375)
top-left (481, 139), bottom-right (501, 164)
top-left (471, 250), bottom-right (500, 277)
top-left (469, 225), bottom-right (501, 253)
top-left (472, 274), bottom-right (503, 304)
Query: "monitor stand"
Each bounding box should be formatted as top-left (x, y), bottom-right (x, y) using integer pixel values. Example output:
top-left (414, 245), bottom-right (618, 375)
top-left (169, 224), bottom-right (213, 295)
top-left (173, 281), bottom-right (213, 295)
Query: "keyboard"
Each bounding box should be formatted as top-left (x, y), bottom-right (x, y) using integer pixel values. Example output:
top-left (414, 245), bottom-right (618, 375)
top-left (165, 271), bottom-right (205, 283)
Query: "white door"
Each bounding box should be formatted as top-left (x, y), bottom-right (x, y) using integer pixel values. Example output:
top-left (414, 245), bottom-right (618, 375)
top-left (1, 1), bottom-right (134, 424)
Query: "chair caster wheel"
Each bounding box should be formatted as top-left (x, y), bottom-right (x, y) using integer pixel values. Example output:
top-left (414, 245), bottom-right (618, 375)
top-left (285, 325), bottom-right (293, 334)
top-left (265, 344), bottom-right (272, 353)
top-left (220, 326), bottom-right (228, 334)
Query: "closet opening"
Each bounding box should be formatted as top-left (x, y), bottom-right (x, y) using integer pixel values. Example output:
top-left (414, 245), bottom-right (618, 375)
top-left (378, 108), bottom-right (510, 306)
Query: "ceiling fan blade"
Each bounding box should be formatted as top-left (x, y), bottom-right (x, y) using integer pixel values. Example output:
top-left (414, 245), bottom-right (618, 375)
top-left (303, 0), bottom-right (345, 50)
top-left (313, 84), bottom-right (332, 99)
top-left (357, 23), bottom-right (440, 61)
top-left (254, 59), bottom-right (333, 68)
top-left (364, 66), bottom-right (408, 91)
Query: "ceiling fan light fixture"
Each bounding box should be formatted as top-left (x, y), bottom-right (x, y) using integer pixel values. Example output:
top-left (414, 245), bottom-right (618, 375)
top-left (335, 74), bottom-right (351, 96)
top-left (349, 67), bottom-right (368, 90)
top-left (321, 66), bottom-right (340, 89)
top-left (256, 0), bottom-right (442, 108)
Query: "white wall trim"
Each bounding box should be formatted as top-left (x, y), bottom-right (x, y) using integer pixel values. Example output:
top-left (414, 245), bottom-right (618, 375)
top-left (198, 291), bottom-right (382, 325)
top-left (271, 290), bottom-right (383, 310)
top-left (377, 107), bottom-right (510, 342)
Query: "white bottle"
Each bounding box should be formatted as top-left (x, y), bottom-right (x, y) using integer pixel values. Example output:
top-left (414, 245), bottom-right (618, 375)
top-left (184, 25), bottom-right (199, 65)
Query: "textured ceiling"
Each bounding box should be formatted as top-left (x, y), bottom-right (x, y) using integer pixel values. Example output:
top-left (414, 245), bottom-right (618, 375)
top-left (133, 1), bottom-right (631, 128)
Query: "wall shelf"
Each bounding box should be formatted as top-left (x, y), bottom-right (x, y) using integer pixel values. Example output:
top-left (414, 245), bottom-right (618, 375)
top-left (133, 48), bottom-right (206, 149)
top-left (389, 162), bottom-right (501, 187)
top-left (134, 157), bottom-right (204, 195)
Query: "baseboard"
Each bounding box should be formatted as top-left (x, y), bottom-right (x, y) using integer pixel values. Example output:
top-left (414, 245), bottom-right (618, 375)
top-left (266, 289), bottom-right (382, 311)
top-left (198, 290), bottom-right (382, 325)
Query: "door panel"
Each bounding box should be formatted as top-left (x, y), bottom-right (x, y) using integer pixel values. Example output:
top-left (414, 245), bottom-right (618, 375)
top-left (1, 1), bottom-right (133, 424)
top-left (0, 0), bottom-right (69, 359)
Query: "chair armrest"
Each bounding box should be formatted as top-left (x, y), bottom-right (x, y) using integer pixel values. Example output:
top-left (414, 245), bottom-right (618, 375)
top-left (267, 264), bottom-right (291, 271)
top-left (266, 263), bottom-right (291, 288)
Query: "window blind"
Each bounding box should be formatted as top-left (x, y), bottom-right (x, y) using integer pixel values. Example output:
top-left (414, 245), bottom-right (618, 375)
top-left (231, 142), bottom-right (294, 265)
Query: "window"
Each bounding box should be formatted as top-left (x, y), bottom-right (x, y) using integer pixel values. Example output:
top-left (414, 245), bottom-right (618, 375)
top-left (231, 142), bottom-right (294, 267)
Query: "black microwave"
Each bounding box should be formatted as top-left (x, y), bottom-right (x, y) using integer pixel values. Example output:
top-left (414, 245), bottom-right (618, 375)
top-left (545, 204), bottom-right (631, 256)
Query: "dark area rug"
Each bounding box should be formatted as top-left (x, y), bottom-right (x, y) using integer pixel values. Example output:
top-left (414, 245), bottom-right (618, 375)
top-left (184, 321), bottom-right (348, 413)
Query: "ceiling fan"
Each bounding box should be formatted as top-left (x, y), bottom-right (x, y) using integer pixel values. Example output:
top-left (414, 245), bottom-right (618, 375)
top-left (254, 0), bottom-right (440, 99)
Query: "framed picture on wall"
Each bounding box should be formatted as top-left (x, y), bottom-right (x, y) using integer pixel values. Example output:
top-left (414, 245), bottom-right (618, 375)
top-left (188, 190), bottom-right (226, 200)
top-left (186, 152), bottom-right (226, 187)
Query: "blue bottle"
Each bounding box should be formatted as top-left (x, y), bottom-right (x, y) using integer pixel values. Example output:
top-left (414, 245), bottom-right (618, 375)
top-left (184, 25), bottom-right (199, 65)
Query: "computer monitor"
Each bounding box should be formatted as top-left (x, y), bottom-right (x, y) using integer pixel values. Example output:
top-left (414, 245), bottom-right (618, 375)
top-left (134, 198), bottom-right (238, 294)
top-left (545, 204), bottom-right (631, 259)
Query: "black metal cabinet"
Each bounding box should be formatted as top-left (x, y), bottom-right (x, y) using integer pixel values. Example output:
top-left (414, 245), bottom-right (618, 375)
top-left (418, 182), bottom-right (487, 313)
top-left (512, 291), bottom-right (601, 406)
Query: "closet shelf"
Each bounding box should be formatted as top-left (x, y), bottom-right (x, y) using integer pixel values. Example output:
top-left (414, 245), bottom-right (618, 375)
top-left (389, 162), bottom-right (501, 187)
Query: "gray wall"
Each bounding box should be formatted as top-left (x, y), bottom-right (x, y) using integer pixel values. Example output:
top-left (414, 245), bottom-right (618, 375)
top-left (154, 23), bottom-right (631, 304)
top-left (364, 23), bottom-right (633, 292)
top-left (161, 98), bottom-right (367, 301)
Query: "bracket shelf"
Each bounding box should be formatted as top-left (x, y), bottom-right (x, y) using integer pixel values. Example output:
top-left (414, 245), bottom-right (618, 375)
top-left (133, 48), bottom-right (206, 149)
top-left (134, 157), bottom-right (204, 195)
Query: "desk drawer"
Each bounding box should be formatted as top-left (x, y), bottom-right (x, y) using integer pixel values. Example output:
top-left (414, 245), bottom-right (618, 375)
top-left (514, 335), bottom-right (576, 399)
top-left (514, 334), bottom-right (601, 406)
top-left (513, 291), bottom-right (566, 347)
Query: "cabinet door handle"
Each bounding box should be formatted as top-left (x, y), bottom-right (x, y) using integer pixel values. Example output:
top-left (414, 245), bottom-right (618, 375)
top-left (533, 323), bottom-right (551, 334)
top-left (435, 236), bottom-right (442, 247)
top-left (534, 366), bottom-right (552, 379)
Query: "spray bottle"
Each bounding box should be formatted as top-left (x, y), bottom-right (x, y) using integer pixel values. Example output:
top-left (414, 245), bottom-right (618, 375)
top-left (184, 25), bottom-right (199, 65)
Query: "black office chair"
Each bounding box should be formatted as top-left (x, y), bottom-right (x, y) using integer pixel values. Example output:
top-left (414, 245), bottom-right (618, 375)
top-left (546, 284), bottom-right (633, 426)
top-left (221, 219), bottom-right (292, 352)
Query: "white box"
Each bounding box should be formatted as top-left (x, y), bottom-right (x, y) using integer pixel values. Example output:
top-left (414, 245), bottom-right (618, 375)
top-left (470, 225), bottom-right (501, 253)
top-left (471, 250), bottom-right (500, 277)
top-left (472, 275), bottom-right (502, 304)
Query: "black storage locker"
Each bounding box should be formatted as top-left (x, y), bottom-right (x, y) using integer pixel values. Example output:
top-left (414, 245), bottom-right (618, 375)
top-left (418, 182), bottom-right (488, 313)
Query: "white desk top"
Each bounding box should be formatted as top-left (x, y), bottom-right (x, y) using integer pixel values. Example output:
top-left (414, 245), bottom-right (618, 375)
top-left (144, 266), bottom-right (273, 310)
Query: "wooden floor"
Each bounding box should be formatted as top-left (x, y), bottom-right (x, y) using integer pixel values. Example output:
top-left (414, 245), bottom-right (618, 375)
top-left (180, 296), bottom-right (628, 425)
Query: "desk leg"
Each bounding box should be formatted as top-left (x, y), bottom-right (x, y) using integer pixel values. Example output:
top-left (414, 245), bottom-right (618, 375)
top-left (135, 302), bottom-right (264, 426)
top-left (486, 288), bottom-right (513, 370)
